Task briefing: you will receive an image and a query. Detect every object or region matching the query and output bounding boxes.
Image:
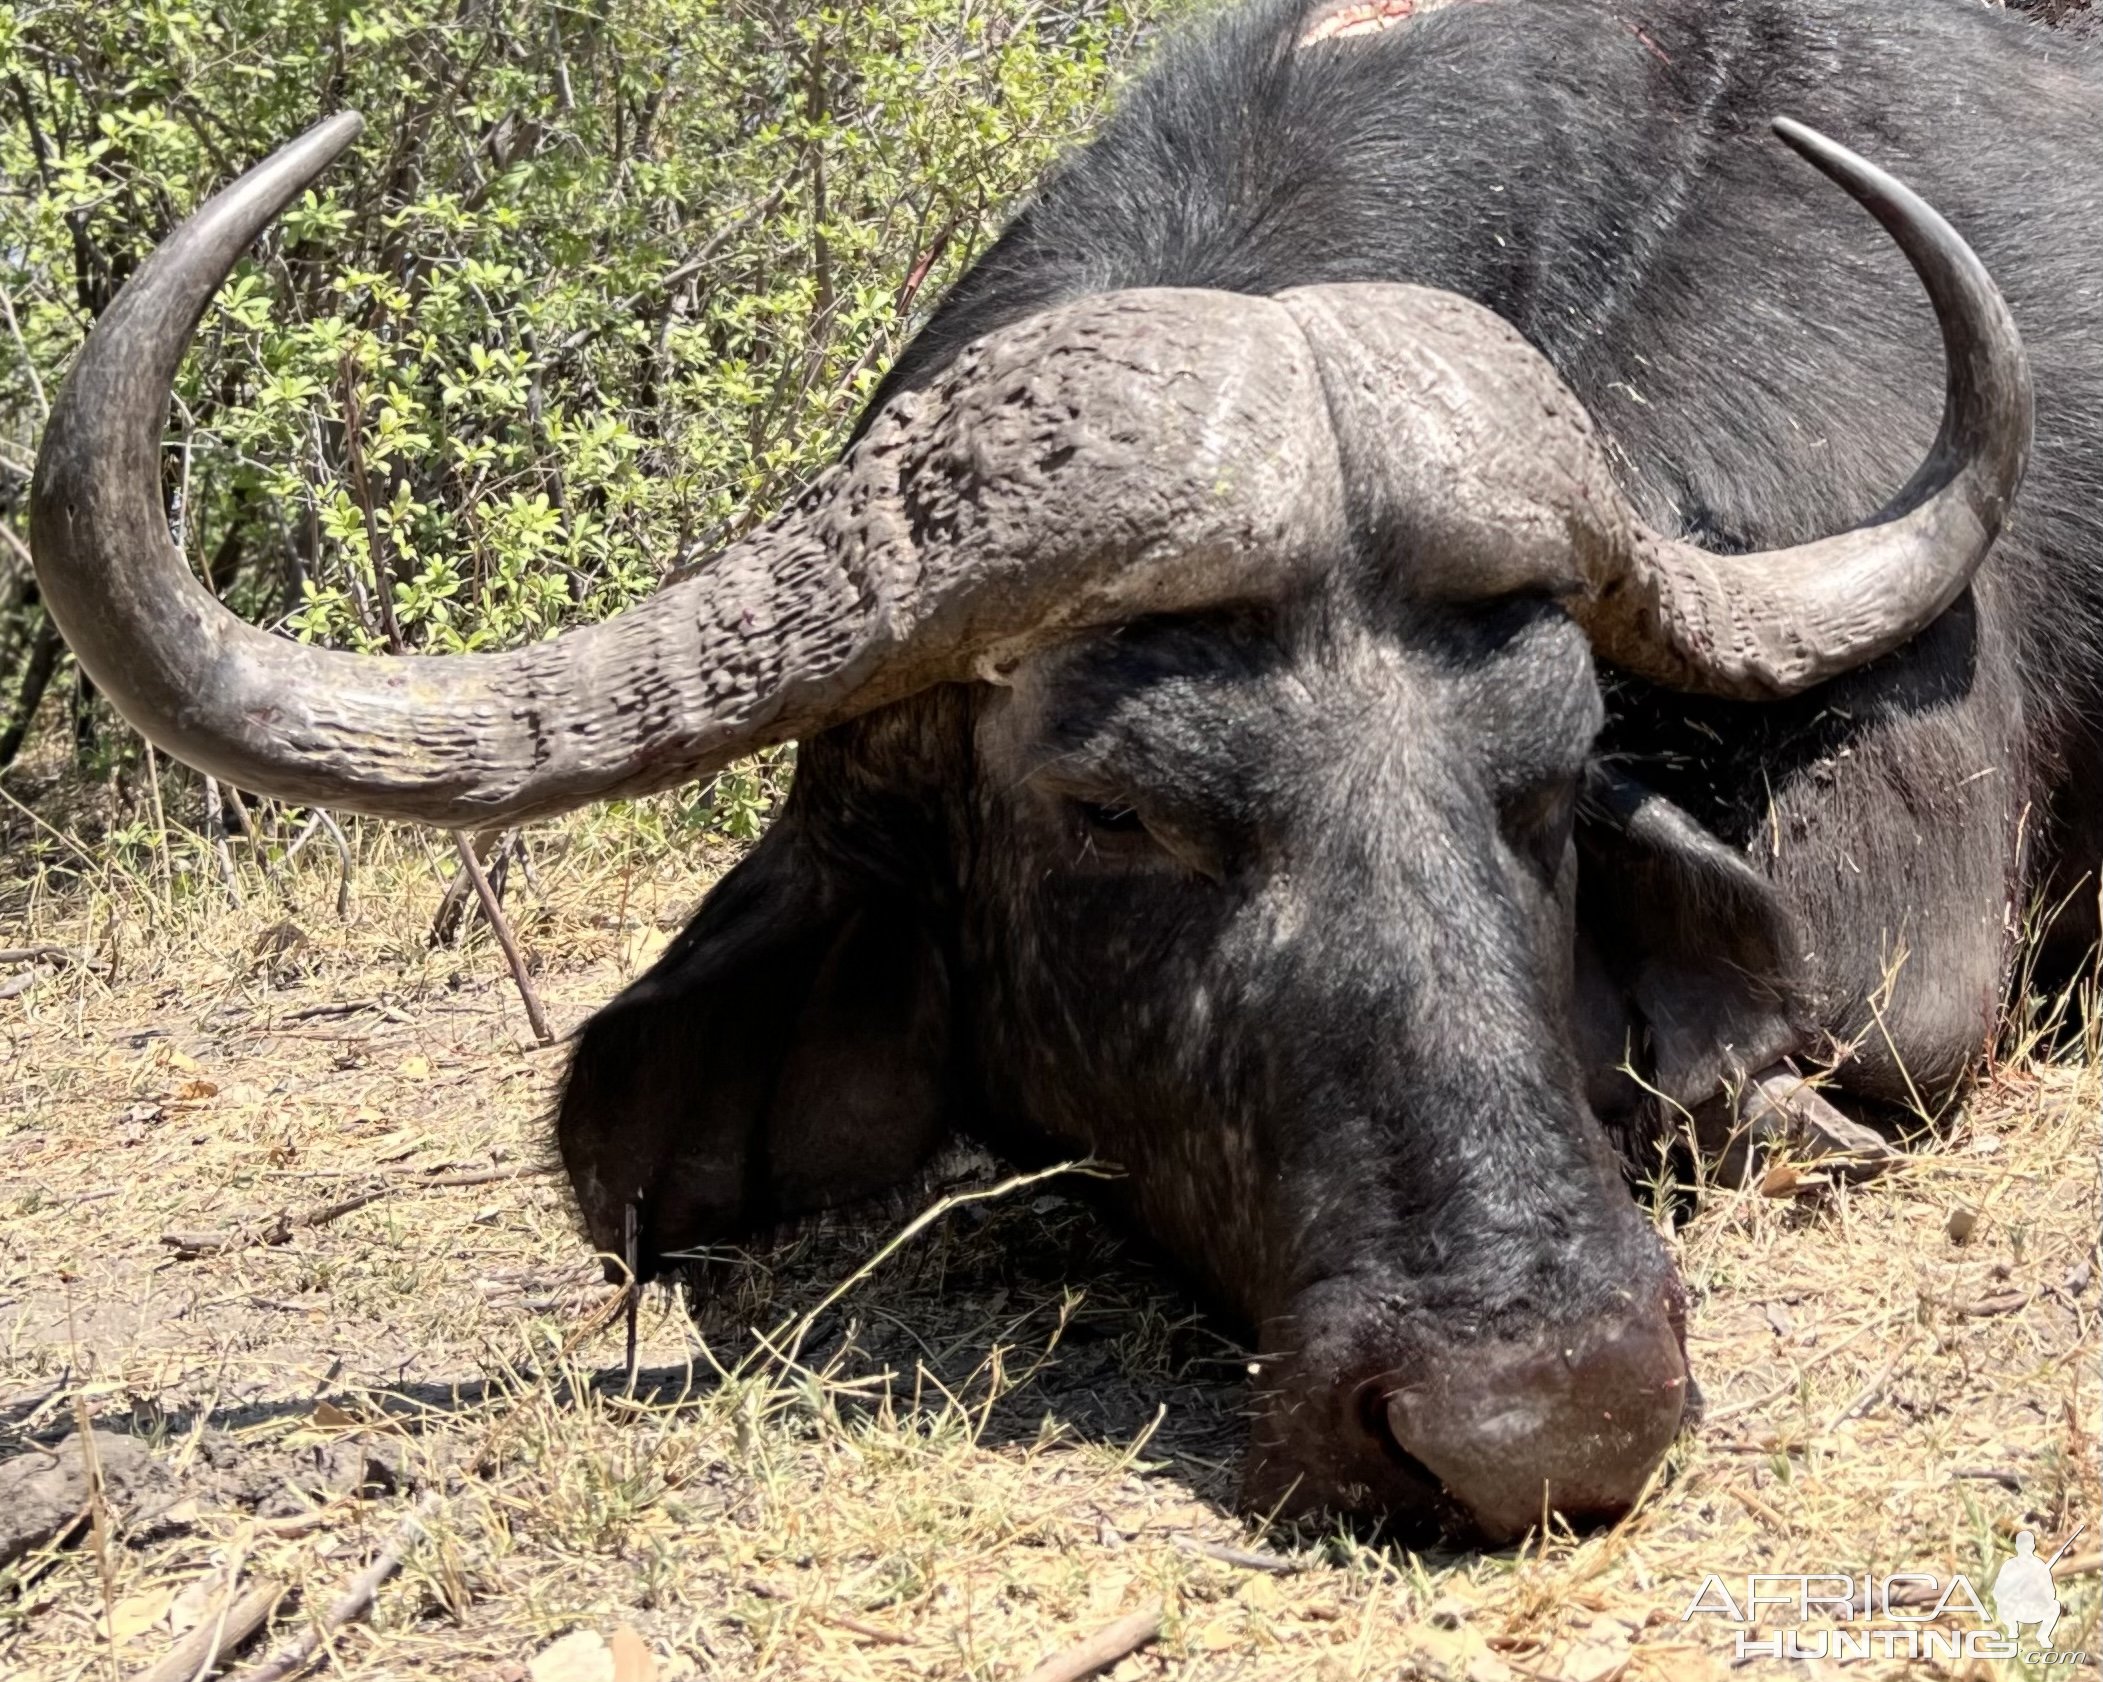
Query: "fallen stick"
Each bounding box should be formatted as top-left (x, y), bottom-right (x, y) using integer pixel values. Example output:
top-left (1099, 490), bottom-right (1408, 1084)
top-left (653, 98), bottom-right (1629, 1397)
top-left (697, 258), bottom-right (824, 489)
top-left (0, 1376), bottom-right (68, 1423)
top-left (1957, 1289), bottom-right (2031, 1317)
top-left (415, 1164), bottom-right (555, 1188)
top-left (1019, 1604), bottom-right (1165, 1682)
top-left (76, 1397), bottom-right (118, 1678)
top-left (0, 944), bottom-right (106, 969)
top-left (622, 1199), bottom-right (641, 1390)
top-left (1727, 1483), bottom-right (1793, 1535)
top-left (1948, 1466), bottom-right (2024, 1491)
top-left (247, 1503), bottom-right (351, 1539)
top-left (225, 1494), bottom-right (436, 1682)
top-left (258, 1163), bottom-right (554, 1186)
top-left (130, 1579), bottom-right (284, 1682)
top-left (1172, 1534), bottom-right (1305, 1574)
top-left (828, 1611), bottom-right (912, 1645)
top-left (277, 1000), bottom-right (378, 1024)
top-left (739, 1579), bottom-right (911, 1645)
top-left (160, 1168), bottom-right (551, 1258)
top-left (162, 1188), bottom-right (392, 1258)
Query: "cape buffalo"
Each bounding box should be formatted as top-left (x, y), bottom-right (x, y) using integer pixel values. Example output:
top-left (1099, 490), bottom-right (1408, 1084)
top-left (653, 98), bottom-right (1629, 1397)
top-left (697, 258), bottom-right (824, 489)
top-left (29, 0), bottom-right (2102, 1542)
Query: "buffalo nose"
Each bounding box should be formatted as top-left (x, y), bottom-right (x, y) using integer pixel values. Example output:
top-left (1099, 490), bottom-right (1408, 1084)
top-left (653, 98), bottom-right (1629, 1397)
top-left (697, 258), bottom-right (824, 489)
top-left (1380, 1308), bottom-right (1688, 1543)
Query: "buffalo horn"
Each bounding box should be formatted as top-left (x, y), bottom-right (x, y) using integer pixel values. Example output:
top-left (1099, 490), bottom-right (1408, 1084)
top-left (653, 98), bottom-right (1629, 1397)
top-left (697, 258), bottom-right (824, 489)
top-left (1571, 118), bottom-right (2033, 699)
top-left (29, 115), bottom-right (1358, 825)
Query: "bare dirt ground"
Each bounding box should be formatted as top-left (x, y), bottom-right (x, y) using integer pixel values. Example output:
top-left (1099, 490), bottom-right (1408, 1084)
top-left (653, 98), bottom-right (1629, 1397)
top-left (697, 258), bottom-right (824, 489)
top-left (1, 804), bottom-right (2097, 1681)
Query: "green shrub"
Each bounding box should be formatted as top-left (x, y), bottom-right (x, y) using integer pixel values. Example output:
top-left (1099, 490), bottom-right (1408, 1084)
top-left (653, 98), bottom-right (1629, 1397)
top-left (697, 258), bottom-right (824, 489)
top-left (0, 0), bottom-right (1185, 781)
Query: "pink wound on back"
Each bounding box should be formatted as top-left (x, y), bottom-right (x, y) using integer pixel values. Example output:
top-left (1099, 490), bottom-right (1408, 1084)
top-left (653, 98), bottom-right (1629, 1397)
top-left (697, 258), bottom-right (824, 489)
top-left (1296, 0), bottom-right (1476, 48)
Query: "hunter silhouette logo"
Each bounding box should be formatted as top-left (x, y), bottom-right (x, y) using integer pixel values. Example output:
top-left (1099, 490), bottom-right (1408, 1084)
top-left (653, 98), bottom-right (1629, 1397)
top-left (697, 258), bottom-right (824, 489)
top-left (1992, 1526), bottom-right (2082, 1648)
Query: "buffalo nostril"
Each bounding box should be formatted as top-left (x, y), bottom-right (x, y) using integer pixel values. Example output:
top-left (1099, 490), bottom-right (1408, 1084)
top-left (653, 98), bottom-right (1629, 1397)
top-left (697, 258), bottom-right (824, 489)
top-left (1351, 1374), bottom-right (1442, 1490)
top-left (1382, 1309), bottom-right (1688, 1544)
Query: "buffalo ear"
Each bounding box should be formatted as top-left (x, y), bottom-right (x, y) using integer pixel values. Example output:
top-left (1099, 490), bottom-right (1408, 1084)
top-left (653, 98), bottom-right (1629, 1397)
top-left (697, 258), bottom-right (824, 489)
top-left (1573, 768), bottom-right (1810, 1128)
top-left (556, 813), bottom-right (952, 1278)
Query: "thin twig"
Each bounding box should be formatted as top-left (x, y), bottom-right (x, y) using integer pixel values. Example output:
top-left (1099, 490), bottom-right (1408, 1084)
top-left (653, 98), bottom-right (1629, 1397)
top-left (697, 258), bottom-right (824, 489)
top-left (547, 193), bottom-right (783, 363)
top-left (828, 1611), bottom-right (912, 1645)
top-left (316, 812), bottom-right (354, 917)
top-left (274, 811), bottom-right (325, 872)
top-left (741, 1159), bottom-right (1119, 1383)
top-left (452, 830), bottom-right (552, 1043)
top-left (623, 1198), bottom-right (641, 1391)
top-left (417, 1164), bottom-right (554, 1189)
top-left (0, 284), bottom-right (49, 421)
top-left (261, 1164), bottom-right (554, 1188)
top-left (244, 1506), bottom-right (349, 1540)
top-left (428, 827), bottom-right (508, 945)
top-left (271, 811), bottom-right (355, 917)
top-left (1958, 1289), bottom-right (2031, 1317)
top-left (0, 615), bottom-right (63, 771)
top-left (1727, 1483), bottom-right (1793, 1535)
top-left (202, 777), bottom-right (246, 906)
top-left (336, 360), bottom-right (404, 653)
top-left (73, 1398), bottom-right (119, 1682)
top-left (1171, 1534), bottom-right (1306, 1573)
top-left (277, 1000), bottom-right (378, 1024)
top-left (224, 1493), bottom-right (437, 1682)
top-left (0, 944), bottom-right (106, 968)
top-left (739, 1579), bottom-right (914, 1646)
top-left (1704, 1308), bottom-right (1910, 1422)
top-left (160, 1189), bottom-right (394, 1258)
top-left (142, 740), bottom-right (174, 909)
top-left (1018, 1604), bottom-right (1165, 1682)
top-left (1824, 1340), bottom-right (1917, 1433)
top-left (159, 1166), bottom-right (549, 1257)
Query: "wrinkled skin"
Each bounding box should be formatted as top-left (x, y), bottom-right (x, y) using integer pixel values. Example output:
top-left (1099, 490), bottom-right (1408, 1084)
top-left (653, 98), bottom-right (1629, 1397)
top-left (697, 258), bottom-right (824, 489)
top-left (964, 596), bottom-right (1694, 1531)
top-left (558, 0), bottom-right (2103, 1542)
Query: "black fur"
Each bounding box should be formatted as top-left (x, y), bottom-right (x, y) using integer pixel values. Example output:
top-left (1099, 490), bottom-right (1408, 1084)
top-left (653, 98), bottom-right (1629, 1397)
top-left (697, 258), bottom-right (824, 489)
top-left (560, 0), bottom-right (2103, 1530)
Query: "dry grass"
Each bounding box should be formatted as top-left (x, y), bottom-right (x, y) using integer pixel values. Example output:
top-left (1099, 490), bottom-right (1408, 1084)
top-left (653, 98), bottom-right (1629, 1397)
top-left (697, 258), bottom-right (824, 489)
top-left (0, 800), bottom-right (2096, 1681)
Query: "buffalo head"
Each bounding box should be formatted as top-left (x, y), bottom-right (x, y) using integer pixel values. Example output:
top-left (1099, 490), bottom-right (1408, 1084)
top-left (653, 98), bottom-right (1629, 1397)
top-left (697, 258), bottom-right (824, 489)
top-left (29, 113), bottom-right (2029, 1542)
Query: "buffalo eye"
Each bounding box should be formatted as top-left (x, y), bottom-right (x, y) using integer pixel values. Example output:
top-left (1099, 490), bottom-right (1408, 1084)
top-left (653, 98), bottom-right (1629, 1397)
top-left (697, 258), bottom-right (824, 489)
top-left (1068, 793), bottom-right (1223, 874)
top-left (1078, 798), bottom-right (1147, 835)
top-left (1073, 797), bottom-right (1161, 862)
top-left (1053, 786), bottom-right (1224, 878)
top-left (1501, 775), bottom-right (1579, 882)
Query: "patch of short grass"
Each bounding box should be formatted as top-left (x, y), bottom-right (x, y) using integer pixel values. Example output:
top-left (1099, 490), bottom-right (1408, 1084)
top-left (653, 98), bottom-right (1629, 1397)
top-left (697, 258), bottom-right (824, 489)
top-left (1, 798), bottom-right (2095, 1679)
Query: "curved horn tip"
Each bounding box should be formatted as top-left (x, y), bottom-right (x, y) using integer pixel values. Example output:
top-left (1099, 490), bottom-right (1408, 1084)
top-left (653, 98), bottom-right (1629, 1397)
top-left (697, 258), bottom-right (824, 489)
top-left (1769, 114), bottom-right (1839, 164)
top-left (1768, 116), bottom-right (1912, 213)
top-left (1767, 117), bottom-right (1954, 236)
top-left (280, 109), bottom-right (367, 174)
top-left (1575, 114), bottom-right (2032, 700)
top-left (308, 108), bottom-right (367, 149)
top-left (220, 112), bottom-right (365, 211)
